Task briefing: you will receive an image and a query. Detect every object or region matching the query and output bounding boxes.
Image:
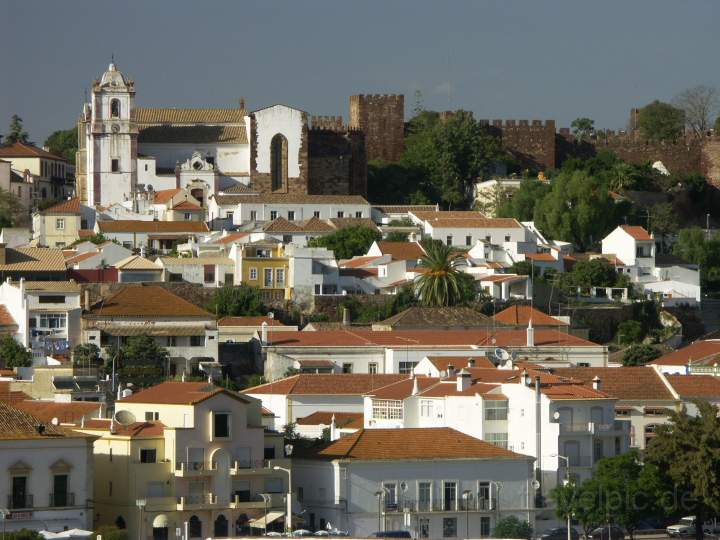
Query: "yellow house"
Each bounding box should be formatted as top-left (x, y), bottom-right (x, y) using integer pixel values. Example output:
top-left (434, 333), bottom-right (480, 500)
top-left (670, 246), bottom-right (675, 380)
top-left (78, 381), bottom-right (288, 540)
top-left (0, 142), bottom-right (74, 202)
top-left (234, 241), bottom-right (291, 302)
top-left (32, 198), bottom-right (83, 248)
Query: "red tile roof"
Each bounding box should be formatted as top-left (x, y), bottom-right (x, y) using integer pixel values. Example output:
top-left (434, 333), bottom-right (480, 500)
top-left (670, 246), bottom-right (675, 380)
top-left (243, 374), bottom-right (407, 395)
top-left (216, 232), bottom-right (249, 244)
top-left (0, 305), bottom-right (17, 329)
top-left (40, 198), bottom-right (81, 215)
top-left (366, 376), bottom-right (440, 400)
top-left (82, 419), bottom-right (165, 437)
top-left (416, 379), bottom-right (505, 398)
top-left (551, 367), bottom-right (675, 401)
top-left (172, 201), bottom-right (202, 211)
top-left (494, 305), bottom-right (566, 327)
top-left (666, 375), bottom-right (720, 399)
top-left (524, 253), bottom-right (557, 262)
top-left (0, 383), bottom-right (31, 405)
top-left (13, 400), bottom-right (101, 423)
top-left (78, 229), bottom-right (94, 238)
top-left (0, 142), bottom-right (67, 161)
top-left (650, 340), bottom-right (720, 366)
top-left (218, 316), bottom-right (285, 327)
top-left (303, 428), bottom-right (530, 461)
top-left (340, 256), bottom-right (382, 269)
top-left (296, 411), bottom-right (364, 429)
top-left (375, 241), bottom-right (425, 261)
top-left (621, 225), bottom-right (653, 241)
top-left (260, 329), bottom-right (597, 348)
top-left (85, 285), bottom-right (212, 318)
top-left (97, 220), bottom-right (209, 233)
top-left (120, 381), bottom-right (250, 405)
top-left (153, 188), bottom-right (182, 204)
top-left (424, 356), bottom-right (495, 370)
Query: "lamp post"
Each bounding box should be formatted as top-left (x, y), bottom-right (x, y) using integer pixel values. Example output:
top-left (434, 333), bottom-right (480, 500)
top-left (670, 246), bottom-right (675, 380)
top-left (273, 466), bottom-right (293, 533)
top-left (462, 490), bottom-right (472, 539)
top-left (374, 491), bottom-right (384, 533)
top-left (136, 499), bottom-right (147, 540)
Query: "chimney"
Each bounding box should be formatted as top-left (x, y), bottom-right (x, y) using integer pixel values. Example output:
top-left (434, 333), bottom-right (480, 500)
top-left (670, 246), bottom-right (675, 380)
top-left (446, 363), bottom-right (455, 376)
top-left (84, 290), bottom-right (91, 311)
top-left (467, 358), bottom-right (475, 368)
top-left (456, 369), bottom-right (471, 392)
top-left (330, 414), bottom-right (338, 441)
top-left (526, 319), bottom-right (534, 347)
top-left (592, 376), bottom-right (601, 391)
top-left (342, 307), bottom-right (351, 326)
top-left (260, 321), bottom-right (268, 345)
top-left (411, 376), bottom-right (419, 396)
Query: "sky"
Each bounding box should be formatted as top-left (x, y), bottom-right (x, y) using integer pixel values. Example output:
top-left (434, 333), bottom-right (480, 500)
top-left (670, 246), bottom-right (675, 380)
top-left (2, 0), bottom-right (719, 144)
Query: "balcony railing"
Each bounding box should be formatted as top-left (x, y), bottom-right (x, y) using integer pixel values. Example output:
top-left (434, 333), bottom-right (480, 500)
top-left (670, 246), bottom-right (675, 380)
top-left (560, 456), bottom-right (593, 467)
top-left (232, 459), bottom-right (269, 470)
top-left (175, 461), bottom-right (208, 474)
top-left (8, 494), bottom-right (33, 509)
top-left (176, 493), bottom-right (217, 507)
top-left (49, 492), bottom-right (75, 507)
top-left (384, 498), bottom-right (496, 513)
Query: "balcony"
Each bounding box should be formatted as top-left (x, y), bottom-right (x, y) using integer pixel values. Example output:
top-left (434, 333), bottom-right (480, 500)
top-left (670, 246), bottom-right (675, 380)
top-left (174, 461), bottom-right (211, 477)
top-left (559, 422), bottom-right (593, 435)
top-left (230, 459), bottom-right (270, 475)
top-left (384, 498), bottom-right (497, 513)
top-left (560, 456), bottom-right (593, 468)
top-left (49, 492), bottom-right (75, 507)
top-left (229, 492), bottom-right (285, 510)
top-left (176, 493), bottom-right (217, 510)
top-left (8, 494), bottom-right (33, 510)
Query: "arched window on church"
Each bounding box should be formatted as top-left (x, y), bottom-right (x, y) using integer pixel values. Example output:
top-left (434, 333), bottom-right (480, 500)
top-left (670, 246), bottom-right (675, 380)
top-left (110, 99), bottom-right (121, 119)
top-left (270, 133), bottom-right (288, 192)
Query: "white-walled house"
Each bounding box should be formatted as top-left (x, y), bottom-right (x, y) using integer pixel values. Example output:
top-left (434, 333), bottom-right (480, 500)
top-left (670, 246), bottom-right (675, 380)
top-left (648, 339), bottom-right (720, 375)
top-left (0, 402), bottom-right (95, 533)
top-left (291, 427), bottom-right (535, 538)
top-left (64, 241), bottom-right (133, 270)
top-left (601, 225), bottom-right (701, 305)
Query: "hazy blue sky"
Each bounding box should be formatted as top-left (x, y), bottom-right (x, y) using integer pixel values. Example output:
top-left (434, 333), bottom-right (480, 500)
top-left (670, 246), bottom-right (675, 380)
top-left (2, 1), bottom-right (719, 143)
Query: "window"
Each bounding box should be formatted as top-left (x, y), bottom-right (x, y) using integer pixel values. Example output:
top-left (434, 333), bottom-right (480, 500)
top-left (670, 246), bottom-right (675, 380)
top-left (249, 268), bottom-right (258, 280)
top-left (52, 474), bottom-right (68, 506)
top-left (484, 400), bottom-right (508, 421)
top-left (225, 211), bottom-right (234, 221)
top-left (372, 399), bottom-right (403, 420)
top-left (263, 268), bottom-right (273, 287)
top-left (214, 515), bottom-right (229, 538)
top-left (109, 481), bottom-right (112, 497)
top-left (111, 159), bottom-right (120, 172)
top-left (420, 400), bottom-right (434, 417)
top-left (443, 518), bottom-right (457, 538)
top-left (419, 518), bottom-right (430, 538)
top-left (145, 412), bottom-right (159, 421)
top-left (485, 235), bottom-right (491, 242)
top-left (313, 211), bottom-right (320, 218)
top-left (188, 516), bottom-right (202, 539)
top-left (443, 482), bottom-right (457, 511)
top-left (167, 336), bottom-right (177, 347)
top-left (477, 482), bottom-right (490, 508)
top-left (270, 210), bottom-right (278, 220)
top-left (594, 439), bottom-right (604, 463)
top-left (466, 235), bottom-right (472, 246)
top-left (140, 449), bottom-right (157, 463)
top-left (270, 133), bottom-right (288, 191)
top-left (214, 412), bottom-right (231, 439)
top-left (504, 235), bottom-right (511, 242)
top-left (276, 268), bottom-right (285, 286)
top-left (485, 432), bottom-right (508, 448)
top-left (355, 211), bottom-right (363, 218)
top-left (383, 482), bottom-right (397, 509)
top-left (56, 218), bottom-right (65, 230)
top-left (184, 212), bottom-right (192, 220)
top-left (342, 363), bottom-right (353, 373)
top-left (480, 517), bottom-right (491, 537)
top-left (38, 313), bottom-right (67, 329)
top-left (250, 210), bottom-right (257, 221)
top-left (204, 265), bottom-right (215, 283)
top-left (122, 241), bottom-right (132, 249)
top-left (399, 361), bottom-right (418, 374)
top-left (337, 211), bottom-right (344, 218)
top-left (446, 236), bottom-right (453, 246)
top-left (39, 295), bottom-right (65, 304)
top-left (110, 99), bottom-right (121, 118)
top-left (288, 210), bottom-right (295, 221)
top-left (190, 336), bottom-right (204, 347)
top-left (368, 363), bottom-right (378, 374)
top-left (378, 266), bottom-right (387, 278)
top-left (418, 482), bottom-right (432, 511)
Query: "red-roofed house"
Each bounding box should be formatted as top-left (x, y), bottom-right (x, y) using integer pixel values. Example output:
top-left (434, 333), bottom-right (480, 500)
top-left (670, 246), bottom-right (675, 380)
top-left (649, 339), bottom-right (720, 375)
top-left (494, 305), bottom-right (569, 330)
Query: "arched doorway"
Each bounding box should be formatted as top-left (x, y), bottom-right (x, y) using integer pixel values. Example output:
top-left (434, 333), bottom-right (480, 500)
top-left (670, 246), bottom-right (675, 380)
top-left (270, 134), bottom-right (288, 192)
top-left (115, 516), bottom-right (126, 529)
top-left (188, 515), bottom-right (202, 539)
top-left (211, 449), bottom-right (232, 505)
top-left (190, 187), bottom-right (205, 207)
top-left (214, 515), bottom-right (229, 538)
top-left (152, 514), bottom-right (169, 540)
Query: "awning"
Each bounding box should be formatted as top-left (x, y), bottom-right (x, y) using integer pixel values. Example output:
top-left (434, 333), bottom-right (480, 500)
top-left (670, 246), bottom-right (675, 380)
top-left (94, 324), bottom-right (208, 337)
top-left (41, 529), bottom-right (94, 539)
top-left (248, 511), bottom-right (284, 529)
top-left (5, 519), bottom-right (84, 533)
top-left (153, 514), bottom-right (169, 528)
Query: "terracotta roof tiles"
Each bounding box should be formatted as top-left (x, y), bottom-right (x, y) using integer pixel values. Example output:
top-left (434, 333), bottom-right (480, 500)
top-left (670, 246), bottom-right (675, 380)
top-left (621, 225), bottom-right (653, 241)
top-left (120, 381), bottom-right (249, 405)
top-left (494, 305), bottom-right (566, 327)
top-left (0, 247), bottom-right (66, 272)
top-left (551, 367), bottom-right (675, 401)
top-left (40, 198), bottom-right (81, 215)
top-left (666, 375), bottom-right (720, 399)
top-left (296, 411), bottom-right (364, 429)
top-left (85, 285), bottom-right (212, 318)
top-left (218, 316), bottom-right (285, 327)
top-left (650, 340), bottom-right (720, 367)
top-left (97, 220), bottom-right (209, 234)
top-left (0, 142), bottom-right (67, 161)
top-left (13, 400), bottom-right (101, 423)
top-left (243, 374), bottom-right (407, 395)
top-left (374, 241), bottom-right (425, 261)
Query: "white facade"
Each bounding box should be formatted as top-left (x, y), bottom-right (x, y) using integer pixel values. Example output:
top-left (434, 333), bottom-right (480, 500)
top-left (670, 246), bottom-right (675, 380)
top-left (254, 105), bottom-right (304, 178)
top-left (285, 244), bottom-right (340, 307)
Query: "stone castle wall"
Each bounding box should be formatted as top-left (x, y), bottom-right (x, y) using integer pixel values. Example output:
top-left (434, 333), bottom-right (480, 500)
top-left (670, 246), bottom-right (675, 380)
top-left (349, 94), bottom-right (404, 162)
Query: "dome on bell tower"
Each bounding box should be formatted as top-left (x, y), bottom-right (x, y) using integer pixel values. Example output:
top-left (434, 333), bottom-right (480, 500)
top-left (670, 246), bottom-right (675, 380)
top-left (99, 62), bottom-right (129, 88)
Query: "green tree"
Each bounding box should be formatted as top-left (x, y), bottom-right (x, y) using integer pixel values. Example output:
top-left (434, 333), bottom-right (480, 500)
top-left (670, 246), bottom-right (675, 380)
top-left (534, 170), bottom-right (617, 250)
top-left (645, 401), bottom-right (720, 540)
top-left (5, 114), bottom-right (29, 144)
top-left (492, 516), bottom-right (533, 539)
top-left (402, 110), bottom-right (502, 208)
top-left (0, 335), bottom-right (31, 368)
top-left (307, 226), bottom-right (380, 260)
top-left (44, 127), bottom-right (78, 163)
top-left (367, 161), bottom-right (426, 205)
top-left (384, 231), bottom-right (409, 242)
top-left (72, 343), bottom-right (101, 367)
top-left (5, 530), bottom-right (44, 540)
top-left (638, 100), bottom-right (685, 142)
top-left (673, 228), bottom-right (720, 292)
top-left (414, 240), bottom-right (476, 306)
top-left (551, 479), bottom-right (602, 539)
top-left (0, 188), bottom-right (24, 228)
top-left (94, 526), bottom-right (128, 540)
top-left (571, 117), bottom-right (595, 141)
top-left (208, 284), bottom-right (266, 318)
top-left (622, 344), bottom-right (661, 366)
top-left (116, 335), bottom-right (169, 387)
top-left (649, 202), bottom-right (679, 239)
top-left (497, 178), bottom-right (550, 222)
top-left (567, 259), bottom-right (622, 288)
top-left (617, 320), bottom-right (643, 344)
top-left (715, 116), bottom-right (720, 134)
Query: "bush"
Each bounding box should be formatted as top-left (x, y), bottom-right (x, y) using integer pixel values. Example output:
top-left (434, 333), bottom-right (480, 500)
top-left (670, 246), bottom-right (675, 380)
top-left (307, 226), bottom-right (381, 260)
top-left (207, 284), bottom-right (266, 317)
top-left (95, 527), bottom-right (128, 540)
top-left (0, 335), bottom-right (31, 368)
top-left (623, 344), bottom-right (662, 366)
top-left (492, 516), bottom-right (533, 540)
top-left (617, 320), bottom-right (643, 344)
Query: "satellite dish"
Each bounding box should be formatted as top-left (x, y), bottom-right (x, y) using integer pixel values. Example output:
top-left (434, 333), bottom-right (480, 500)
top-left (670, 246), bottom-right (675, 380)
top-left (51, 417), bottom-right (59, 426)
top-left (495, 348), bottom-right (511, 361)
top-left (114, 410), bottom-right (137, 426)
top-left (531, 480), bottom-right (540, 490)
top-left (121, 388), bottom-right (133, 398)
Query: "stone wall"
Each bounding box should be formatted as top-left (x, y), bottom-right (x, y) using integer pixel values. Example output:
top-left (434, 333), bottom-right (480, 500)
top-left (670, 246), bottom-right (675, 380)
top-left (701, 138), bottom-right (720, 187)
top-left (349, 94), bottom-right (404, 162)
top-left (484, 119), bottom-right (557, 170)
top-left (308, 119), bottom-right (367, 197)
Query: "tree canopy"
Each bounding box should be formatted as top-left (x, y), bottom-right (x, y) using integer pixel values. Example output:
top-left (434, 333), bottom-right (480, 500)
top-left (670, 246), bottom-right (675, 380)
top-left (0, 335), bottom-right (32, 368)
top-left (113, 335), bottom-right (169, 387)
top-left (638, 100), bottom-right (685, 142)
top-left (208, 284), bottom-right (267, 318)
top-left (622, 344), bottom-right (661, 366)
top-left (5, 115), bottom-right (29, 144)
top-left (72, 343), bottom-right (101, 368)
top-left (673, 85), bottom-right (719, 138)
top-left (0, 188), bottom-right (24, 228)
top-left (497, 178), bottom-right (550, 222)
top-left (307, 226), bottom-right (380, 260)
top-left (44, 127), bottom-right (78, 163)
top-left (492, 516), bottom-right (532, 540)
top-left (673, 228), bottom-right (720, 292)
top-left (571, 117), bottom-right (595, 141)
top-left (414, 239), bottom-right (476, 306)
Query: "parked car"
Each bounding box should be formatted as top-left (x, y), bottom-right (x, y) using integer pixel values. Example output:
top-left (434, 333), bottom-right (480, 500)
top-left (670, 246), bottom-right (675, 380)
top-left (371, 532), bottom-right (412, 538)
top-left (314, 532), bottom-right (330, 537)
top-left (536, 527), bottom-right (580, 540)
top-left (668, 517), bottom-right (720, 537)
top-left (588, 526), bottom-right (625, 540)
top-left (292, 530), bottom-right (313, 537)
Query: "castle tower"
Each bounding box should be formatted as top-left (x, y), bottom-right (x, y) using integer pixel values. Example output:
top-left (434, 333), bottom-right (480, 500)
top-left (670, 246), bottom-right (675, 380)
top-left (77, 63), bottom-right (138, 207)
top-left (349, 94), bottom-right (404, 162)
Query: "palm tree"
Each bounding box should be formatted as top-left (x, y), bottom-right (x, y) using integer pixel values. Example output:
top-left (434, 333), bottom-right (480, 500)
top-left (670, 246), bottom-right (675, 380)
top-left (414, 239), bottom-right (474, 306)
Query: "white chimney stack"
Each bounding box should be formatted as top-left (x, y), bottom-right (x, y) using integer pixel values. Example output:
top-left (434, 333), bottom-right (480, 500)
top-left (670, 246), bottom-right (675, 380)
top-left (261, 321), bottom-right (268, 344)
top-left (411, 376), bottom-right (419, 396)
top-left (592, 376), bottom-right (601, 391)
top-left (330, 414), bottom-right (338, 441)
top-left (526, 319), bottom-right (534, 347)
top-left (457, 369), bottom-right (472, 392)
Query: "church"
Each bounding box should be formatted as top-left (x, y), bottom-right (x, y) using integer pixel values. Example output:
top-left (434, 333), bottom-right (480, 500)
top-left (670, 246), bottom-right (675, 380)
top-left (75, 63), bottom-right (377, 210)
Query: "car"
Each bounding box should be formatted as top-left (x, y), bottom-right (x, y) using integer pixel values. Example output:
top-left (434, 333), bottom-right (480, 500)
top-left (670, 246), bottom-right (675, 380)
top-left (292, 530), bottom-right (313, 537)
top-left (314, 532), bottom-right (330, 537)
top-left (328, 530), bottom-right (349, 537)
top-left (588, 525), bottom-right (625, 540)
top-left (668, 517), bottom-right (720, 537)
top-left (536, 527), bottom-right (580, 540)
top-left (264, 533), bottom-right (283, 538)
top-left (370, 532), bottom-right (412, 538)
